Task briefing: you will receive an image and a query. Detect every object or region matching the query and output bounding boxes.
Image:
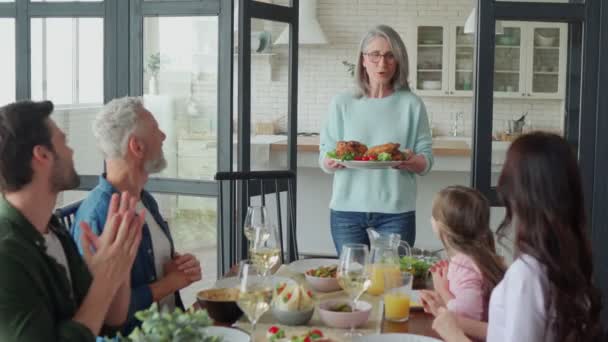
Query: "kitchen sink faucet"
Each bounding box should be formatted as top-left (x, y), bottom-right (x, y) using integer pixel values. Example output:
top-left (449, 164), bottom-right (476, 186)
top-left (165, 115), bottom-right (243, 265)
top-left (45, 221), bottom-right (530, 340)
top-left (451, 111), bottom-right (464, 137)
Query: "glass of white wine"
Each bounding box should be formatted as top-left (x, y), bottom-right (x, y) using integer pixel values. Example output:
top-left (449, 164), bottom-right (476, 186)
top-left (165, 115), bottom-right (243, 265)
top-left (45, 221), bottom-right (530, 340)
top-left (250, 222), bottom-right (281, 276)
top-left (236, 260), bottom-right (273, 342)
top-left (337, 243), bottom-right (371, 337)
top-left (243, 205), bottom-right (270, 252)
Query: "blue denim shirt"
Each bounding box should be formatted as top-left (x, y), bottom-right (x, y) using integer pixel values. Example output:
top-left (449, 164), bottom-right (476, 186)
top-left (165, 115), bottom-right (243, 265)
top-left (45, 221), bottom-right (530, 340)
top-left (71, 175), bottom-right (184, 337)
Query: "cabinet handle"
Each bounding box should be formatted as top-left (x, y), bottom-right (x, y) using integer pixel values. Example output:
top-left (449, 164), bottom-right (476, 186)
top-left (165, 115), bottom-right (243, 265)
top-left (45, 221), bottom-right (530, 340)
top-left (528, 93), bottom-right (531, 97)
top-left (521, 93), bottom-right (526, 96)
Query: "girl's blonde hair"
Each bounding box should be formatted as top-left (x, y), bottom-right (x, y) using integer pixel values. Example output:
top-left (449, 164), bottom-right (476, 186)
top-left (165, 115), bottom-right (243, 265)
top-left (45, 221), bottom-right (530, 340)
top-left (432, 186), bottom-right (506, 299)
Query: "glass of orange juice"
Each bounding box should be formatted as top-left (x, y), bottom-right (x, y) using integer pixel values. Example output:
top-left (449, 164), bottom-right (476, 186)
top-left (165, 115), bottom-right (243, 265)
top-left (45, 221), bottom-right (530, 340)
top-left (383, 271), bottom-right (413, 322)
top-left (367, 263), bottom-right (401, 296)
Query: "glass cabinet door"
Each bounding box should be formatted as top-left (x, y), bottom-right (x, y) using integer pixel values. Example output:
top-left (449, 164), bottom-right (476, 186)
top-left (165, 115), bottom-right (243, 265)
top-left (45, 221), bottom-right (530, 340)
top-left (416, 26), bottom-right (445, 94)
top-left (494, 26), bottom-right (523, 96)
top-left (530, 26), bottom-right (562, 96)
top-left (453, 26), bottom-right (474, 93)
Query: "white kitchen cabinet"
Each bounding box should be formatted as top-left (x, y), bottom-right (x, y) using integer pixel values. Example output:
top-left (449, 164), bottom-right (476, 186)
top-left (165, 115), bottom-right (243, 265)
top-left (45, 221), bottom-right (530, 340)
top-left (412, 21), bottom-right (567, 99)
top-left (450, 25), bottom-right (475, 96)
top-left (412, 22), bottom-right (474, 97)
top-left (493, 24), bottom-right (526, 98)
top-left (412, 23), bottom-right (449, 96)
top-left (494, 22), bottom-right (567, 99)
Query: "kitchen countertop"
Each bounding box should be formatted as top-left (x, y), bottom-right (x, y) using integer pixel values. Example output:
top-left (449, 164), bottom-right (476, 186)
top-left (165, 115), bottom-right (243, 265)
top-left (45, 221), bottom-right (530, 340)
top-left (270, 136), bottom-right (472, 157)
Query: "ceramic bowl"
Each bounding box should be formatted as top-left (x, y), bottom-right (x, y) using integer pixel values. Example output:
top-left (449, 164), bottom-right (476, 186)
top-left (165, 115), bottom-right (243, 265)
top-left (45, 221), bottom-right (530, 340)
top-left (421, 80), bottom-right (442, 90)
top-left (535, 34), bottom-right (556, 47)
top-left (271, 306), bottom-right (314, 326)
top-left (304, 274), bottom-right (341, 292)
top-left (196, 288), bottom-right (243, 325)
top-left (318, 299), bottom-right (372, 329)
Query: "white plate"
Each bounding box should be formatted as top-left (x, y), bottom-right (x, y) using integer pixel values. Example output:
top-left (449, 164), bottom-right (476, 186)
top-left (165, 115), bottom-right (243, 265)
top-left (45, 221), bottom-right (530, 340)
top-left (354, 333), bottom-right (441, 342)
top-left (214, 275), bottom-right (296, 289)
top-left (331, 159), bottom-right (402, 169)
top-left (201, 326), bottom-right (250, 342)
top-left (288, 258), bottom-right (339, 274)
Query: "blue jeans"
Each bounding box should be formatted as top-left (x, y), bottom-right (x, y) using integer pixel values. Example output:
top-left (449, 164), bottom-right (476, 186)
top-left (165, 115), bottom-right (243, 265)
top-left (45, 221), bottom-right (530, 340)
top-left (330, 210), bottom-right (416, 256)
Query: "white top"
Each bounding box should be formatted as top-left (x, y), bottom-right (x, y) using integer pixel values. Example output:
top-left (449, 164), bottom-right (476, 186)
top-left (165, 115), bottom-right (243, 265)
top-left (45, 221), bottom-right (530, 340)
top-left (138, 202), bottom-right (176, 311)
top-left (43, 230), bottom-right (72, 287)
top-left (487, 254), bottom-right (554, 342)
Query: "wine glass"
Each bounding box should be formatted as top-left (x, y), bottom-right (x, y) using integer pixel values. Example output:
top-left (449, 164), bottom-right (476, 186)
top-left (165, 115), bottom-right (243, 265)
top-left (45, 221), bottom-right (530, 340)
top-left (243, 206), bottom-right (270, 252)
top-left (236, 260), bottom-right (273, 342)
top-left (250, 221), bottom-right (281, 276)
top-left (336, 243), bottom-right (371, 337)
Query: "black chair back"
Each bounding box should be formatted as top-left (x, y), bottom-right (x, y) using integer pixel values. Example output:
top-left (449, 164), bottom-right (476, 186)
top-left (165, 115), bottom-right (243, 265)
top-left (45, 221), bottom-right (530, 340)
top-left (215, 171), bottom-right (298, 274)
top-left (54, 200), bottom-right (82, 233)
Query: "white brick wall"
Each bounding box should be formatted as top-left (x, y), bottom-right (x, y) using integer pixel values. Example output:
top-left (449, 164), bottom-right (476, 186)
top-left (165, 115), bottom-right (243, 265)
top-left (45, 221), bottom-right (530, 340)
top-left (224, 0), bottom-right (565, 136)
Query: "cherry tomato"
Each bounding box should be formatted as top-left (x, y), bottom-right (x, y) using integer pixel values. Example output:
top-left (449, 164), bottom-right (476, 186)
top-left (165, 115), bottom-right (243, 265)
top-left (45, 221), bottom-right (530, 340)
top-left (354, 155), bottom-right (363, 161)
top-left (310, 329), bottom-right (323, 337)
top-left (362, 156), bottom-right (370, 161)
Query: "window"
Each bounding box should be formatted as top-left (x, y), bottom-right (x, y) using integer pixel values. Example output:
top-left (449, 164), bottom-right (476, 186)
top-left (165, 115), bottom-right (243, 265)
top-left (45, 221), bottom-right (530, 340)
top-left (31, 17), bottom-right (105, 184)
top-left (142, 16), bottom-right (219, 181)
top-left (0, 19), bottom-right (15, 106)
top-left (31, 18), bottom-right (104, 106)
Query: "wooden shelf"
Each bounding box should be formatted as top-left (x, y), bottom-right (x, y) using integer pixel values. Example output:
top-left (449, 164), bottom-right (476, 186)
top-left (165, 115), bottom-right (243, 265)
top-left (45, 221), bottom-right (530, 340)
top-left (418, 69), bottom-right (442, 72)
top-left (456, 70), bottom-right (473, 73)
top-left (418, 44), bottom-right (443, 48)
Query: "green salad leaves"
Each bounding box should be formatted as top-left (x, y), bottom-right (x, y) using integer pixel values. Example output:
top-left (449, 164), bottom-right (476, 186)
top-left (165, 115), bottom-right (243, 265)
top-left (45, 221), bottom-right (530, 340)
top-left (326, 150), bottom-right (355, 161)
top-left (110, 303), bottom-right (222, 342)
top-left (400, 256), bottom-right (434, 278)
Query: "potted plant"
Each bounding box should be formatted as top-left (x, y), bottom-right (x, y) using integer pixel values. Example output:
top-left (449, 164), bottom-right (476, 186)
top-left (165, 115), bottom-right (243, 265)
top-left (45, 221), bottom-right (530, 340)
top-left (342, 60), bottom-right (355, 77)
top-left (146, 53), bottom-right (163, 94)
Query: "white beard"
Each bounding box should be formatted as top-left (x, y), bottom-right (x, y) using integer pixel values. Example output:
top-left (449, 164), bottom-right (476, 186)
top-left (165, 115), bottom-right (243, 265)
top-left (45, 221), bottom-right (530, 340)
top-left (144, 151), bottom-right (167, 174)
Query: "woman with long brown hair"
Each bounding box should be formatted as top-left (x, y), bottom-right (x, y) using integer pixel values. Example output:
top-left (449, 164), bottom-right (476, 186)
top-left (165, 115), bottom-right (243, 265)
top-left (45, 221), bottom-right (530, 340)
top-left (431, 132), bottom-right (603, 341)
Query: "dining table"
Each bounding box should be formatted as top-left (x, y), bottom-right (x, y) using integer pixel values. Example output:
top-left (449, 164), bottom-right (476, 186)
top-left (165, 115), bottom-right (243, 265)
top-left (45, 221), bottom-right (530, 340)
top-left (222, 262), bottom-right (443, 341)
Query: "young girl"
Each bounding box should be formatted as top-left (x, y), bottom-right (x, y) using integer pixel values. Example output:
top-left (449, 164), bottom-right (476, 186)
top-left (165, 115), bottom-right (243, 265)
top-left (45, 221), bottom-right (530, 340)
top-left (420, 186), bottom-right (506, 323)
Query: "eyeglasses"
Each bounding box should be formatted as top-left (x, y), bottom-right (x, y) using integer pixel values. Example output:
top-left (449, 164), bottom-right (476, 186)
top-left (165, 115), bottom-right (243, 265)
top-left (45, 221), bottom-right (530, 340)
top-left (363, 51), bottom-right (396, 64)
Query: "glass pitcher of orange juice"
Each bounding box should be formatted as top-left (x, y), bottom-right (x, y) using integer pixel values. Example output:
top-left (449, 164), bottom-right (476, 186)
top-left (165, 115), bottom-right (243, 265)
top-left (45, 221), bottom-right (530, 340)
top-left (366, 228), bottom-right (411, 296)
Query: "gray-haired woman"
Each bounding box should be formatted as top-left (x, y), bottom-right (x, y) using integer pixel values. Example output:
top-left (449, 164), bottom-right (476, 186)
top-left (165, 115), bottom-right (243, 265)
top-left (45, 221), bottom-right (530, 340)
top-left (319, 25), bottom-right (434, 255)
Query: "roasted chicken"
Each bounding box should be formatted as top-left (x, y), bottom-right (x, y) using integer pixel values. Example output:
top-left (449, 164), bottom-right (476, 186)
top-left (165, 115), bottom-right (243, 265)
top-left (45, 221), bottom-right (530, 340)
top-left (366, 142), bottom-right (412, 160)
top-left (336, 140), bottom-right (367, 158)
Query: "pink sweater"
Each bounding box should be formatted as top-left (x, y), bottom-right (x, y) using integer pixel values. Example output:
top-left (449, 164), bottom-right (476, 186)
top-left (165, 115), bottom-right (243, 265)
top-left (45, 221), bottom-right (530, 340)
top-left (446, 253), bottom-right (488, 321)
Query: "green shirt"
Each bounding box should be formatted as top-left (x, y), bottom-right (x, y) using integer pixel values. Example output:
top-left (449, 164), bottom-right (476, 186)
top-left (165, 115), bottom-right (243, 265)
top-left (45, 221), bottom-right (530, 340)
top-left (319, 90), bottom-right (434, 213)
top-left (0, 197), bottom-right (96, 341)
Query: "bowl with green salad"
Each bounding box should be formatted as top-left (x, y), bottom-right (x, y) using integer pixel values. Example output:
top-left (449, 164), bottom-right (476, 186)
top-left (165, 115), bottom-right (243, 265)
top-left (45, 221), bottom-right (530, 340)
top-left (399, 250), bottom-right (442, 289)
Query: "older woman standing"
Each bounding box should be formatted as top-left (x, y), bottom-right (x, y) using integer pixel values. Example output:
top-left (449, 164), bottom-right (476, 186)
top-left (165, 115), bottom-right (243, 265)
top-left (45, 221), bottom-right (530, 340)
top-left (319, 25), bottom-right (434, 255)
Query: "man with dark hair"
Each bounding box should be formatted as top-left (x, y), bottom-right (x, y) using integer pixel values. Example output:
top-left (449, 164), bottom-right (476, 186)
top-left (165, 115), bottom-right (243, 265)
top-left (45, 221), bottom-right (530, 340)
top-left (0, 100), bottom-right (145, 341)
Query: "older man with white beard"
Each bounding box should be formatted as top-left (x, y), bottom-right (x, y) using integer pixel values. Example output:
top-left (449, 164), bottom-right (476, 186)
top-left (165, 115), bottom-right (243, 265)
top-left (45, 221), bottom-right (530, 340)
top-left (71, 97), bottom-right (202, 337)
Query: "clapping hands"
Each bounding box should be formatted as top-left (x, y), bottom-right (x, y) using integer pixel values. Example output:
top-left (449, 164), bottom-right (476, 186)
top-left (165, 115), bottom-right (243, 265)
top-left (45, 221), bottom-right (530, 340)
top-left (79, 192), bottom-right (145, 288)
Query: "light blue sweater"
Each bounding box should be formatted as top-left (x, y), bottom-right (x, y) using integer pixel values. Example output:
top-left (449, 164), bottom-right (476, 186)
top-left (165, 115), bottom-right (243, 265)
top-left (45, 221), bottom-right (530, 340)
top-left (319, 90), bottom-right (434, 214)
